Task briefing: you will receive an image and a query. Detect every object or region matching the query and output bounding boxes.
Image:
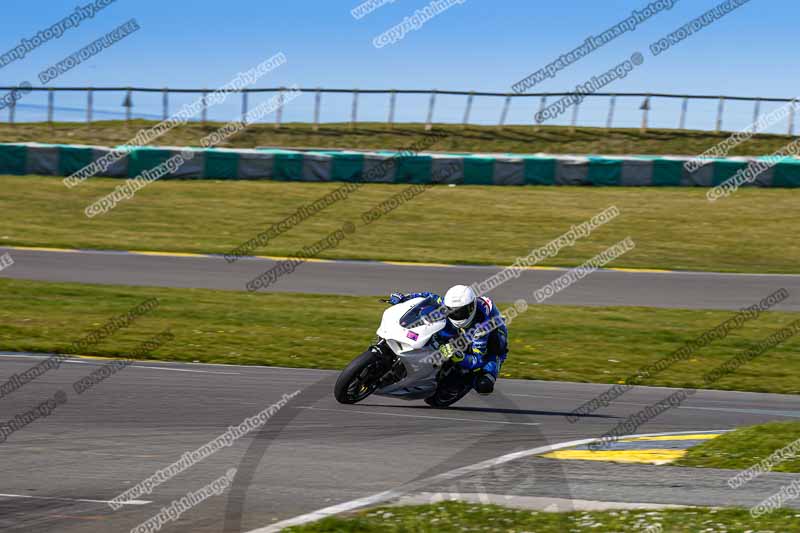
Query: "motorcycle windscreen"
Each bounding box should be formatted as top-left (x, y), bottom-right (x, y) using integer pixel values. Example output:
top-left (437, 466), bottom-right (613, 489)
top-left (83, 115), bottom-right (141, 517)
top-left (398, 296), bottom-right (444, 328)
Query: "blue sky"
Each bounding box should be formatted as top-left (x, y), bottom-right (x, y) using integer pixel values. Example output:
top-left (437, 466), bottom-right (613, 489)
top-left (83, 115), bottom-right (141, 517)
top-left (0, 0), bottom-right (793, 131)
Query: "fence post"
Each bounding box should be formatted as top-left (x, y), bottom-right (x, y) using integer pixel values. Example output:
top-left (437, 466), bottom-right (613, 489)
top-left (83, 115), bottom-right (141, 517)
top-left (388, 90), bottom-right (396, 129)
top-left (640, 96), bottom-right (651, 133)
top-left (87, 88), bottom-right (93, 124)
top-left (606, 95), bottom-right (616, 130)
top-left (425, 89), bottom-right (436, 131)
top-left (498, 95), bottom-right (511, 129)
top-left (715, 96), bottom-right (725, 133)
top-left (162, 88), bottom-right (169, 120)
top-left (535, 96), bottom-right (547, 130)
top-left (679, 97), bottom-right (688, 130)
top-left (125, 88), bottom-right (132, 123)
top-left (9, 96), bottom-right (15, 124)
top-left (462, 91), bottom-right (474, 128)
top-left (47, 88), bottom-right (54, 125)
top-left (351, 89), bottom-right (359, 130)
top-left (570, 96), bottom-right (580, 132)
top-left (789, 100), bottom-right (796, 136)
top-left (752, 98), bottom-right (761, 127)
top-left (313, 88), bottom-right (321, 131)
top-left (275, 87), bottom-right (284, 129)
top-left (241, 91), bottom-right (248, 125)
top-left (201, 89), bottom-right (208, 125)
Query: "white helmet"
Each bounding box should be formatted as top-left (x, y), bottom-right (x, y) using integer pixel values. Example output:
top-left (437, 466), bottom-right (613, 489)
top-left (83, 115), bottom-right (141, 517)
top-left (444, 285), bottom-right (477, 328)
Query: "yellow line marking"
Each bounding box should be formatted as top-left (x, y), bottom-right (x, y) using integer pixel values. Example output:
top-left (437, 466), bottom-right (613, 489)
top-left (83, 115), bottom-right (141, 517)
top-left (69, 354), bottom-right (176, 364)
top-left (500, 265), bottom-right (564, 271)
top-left (255, 255), bottom-right (296, 261)
top-left (621, 434), bottom-right (721, 442)
top-left (542, 449), bottom-right (688, 464)
top-left (383, 260), bottom-right (455, 268)
top-left (0, 245), bottom-right (679, 273)
top-left (48, 354), bottom-right (136, 362)
top-left (72, 354), bottom-right (132, 361)
top-left (609, 267), bottom-right (673, 274)
top-left (130, 251), bottom-right (208, 258)
top-left (383, 262), bottom-right (570, 271)
top-left (76, 355), bottom-right (189, 365)
top-left (5, 246), bottom-right (78, 253)
top-left (253, 255), bottom-right (333, 263)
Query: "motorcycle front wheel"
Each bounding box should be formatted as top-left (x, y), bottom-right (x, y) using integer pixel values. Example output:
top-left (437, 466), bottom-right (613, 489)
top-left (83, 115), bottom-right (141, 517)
top-left (334, 349), bottom-right (386, 404)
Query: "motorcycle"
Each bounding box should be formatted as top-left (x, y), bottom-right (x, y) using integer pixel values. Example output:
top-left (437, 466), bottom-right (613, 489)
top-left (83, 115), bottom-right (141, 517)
top-left (334, 296), bottom-right (473, 408)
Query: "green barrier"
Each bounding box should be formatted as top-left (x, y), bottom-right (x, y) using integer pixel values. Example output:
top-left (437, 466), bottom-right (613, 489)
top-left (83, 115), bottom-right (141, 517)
top-left (713, 160), bottom-right (748, 186)
top-left (204, 150), bottom-right (239, 180)
top-left (652, 160), bottom-right (684, 186)
top-left (127, 148), bottom-right (172, 179)
top-left (395, 155), bottom-right (432, 183)
top-left (462, 157), bottom-right (494, 185)
top-left (0, 144), bottom-right (27, 175)
top-left (58, 145), bottom-right (94, 176)
top-left (273, 152), bottom-right (303, 180)
top-left (6, 142), bottom-right (800, 187)
top-left (773, 160), bottom-right (800, 187)
top-left (523, 157), bottom-right (556, 185)
top-left (587, 157), bottom-right (622, 186)
top-left (330, 153), bottom-right (365, 181)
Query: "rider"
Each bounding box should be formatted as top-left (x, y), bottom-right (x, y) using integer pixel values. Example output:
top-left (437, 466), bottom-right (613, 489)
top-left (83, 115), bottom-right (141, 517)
top-left (388, 285), bottom-right (508, 394)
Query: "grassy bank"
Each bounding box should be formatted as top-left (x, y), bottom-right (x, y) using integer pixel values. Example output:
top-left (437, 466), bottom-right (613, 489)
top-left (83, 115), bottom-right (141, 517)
top-left (3, 278), bottom-right (800, 393)
top-left (2, 176), bottom-right (799, 273)
top-left (676, 422), bottom-right (800, 473)
top-left (0, 121), bottom-right (796, 156)
top-left (286, 501), bottom-right (799, 532)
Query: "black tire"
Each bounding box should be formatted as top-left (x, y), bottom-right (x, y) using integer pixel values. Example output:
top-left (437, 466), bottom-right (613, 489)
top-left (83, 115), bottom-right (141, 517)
top-left (425, 365), bottom-right (472, 408)
top-left (425, 385), bottom-right (470, 408)
top-left (334, 349), bottom-right (386, 404)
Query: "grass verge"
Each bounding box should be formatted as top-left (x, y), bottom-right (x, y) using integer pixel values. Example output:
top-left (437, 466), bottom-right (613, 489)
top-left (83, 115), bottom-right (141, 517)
top-left (3, 278), bottom-right (800, 393)
top-left (1, 121), bottom-right (797, 156)
top-left (2, 176), bottom-right (799, 273)
top-left (285, 501), bottom-right (800, 532)
top-left (676, 422), bottom-right (800, 473)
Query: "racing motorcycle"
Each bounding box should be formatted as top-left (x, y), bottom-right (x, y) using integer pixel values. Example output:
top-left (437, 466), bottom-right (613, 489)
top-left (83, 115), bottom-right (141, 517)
top-left (334, 296), bottom-right (473, 408)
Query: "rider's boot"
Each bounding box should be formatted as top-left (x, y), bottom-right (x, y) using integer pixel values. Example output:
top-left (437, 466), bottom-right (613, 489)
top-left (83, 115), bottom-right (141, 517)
top-left (475, 360), bottom-right (501, 395)
top-left (475, 372), bottom-right (495, 395)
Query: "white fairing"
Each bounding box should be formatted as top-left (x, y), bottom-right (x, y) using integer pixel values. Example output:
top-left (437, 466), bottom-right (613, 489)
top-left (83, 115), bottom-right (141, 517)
top-left (374, 298), bottom-right (447, 399)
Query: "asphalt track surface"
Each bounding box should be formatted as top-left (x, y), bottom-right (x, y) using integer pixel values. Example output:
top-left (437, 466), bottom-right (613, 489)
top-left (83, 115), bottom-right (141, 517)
top-left (3, 248), bottom-right (800, 531)
top-left (2, 353), bottom-right (800, 532)
top-left (2, 247), bottom-right (800, 311)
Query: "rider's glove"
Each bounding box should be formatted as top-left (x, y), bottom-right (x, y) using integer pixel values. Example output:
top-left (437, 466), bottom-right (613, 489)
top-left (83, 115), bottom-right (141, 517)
top-left (388, 292), bottom-right (406, 305)
top-left (439, 343), bottom-right (464, 362)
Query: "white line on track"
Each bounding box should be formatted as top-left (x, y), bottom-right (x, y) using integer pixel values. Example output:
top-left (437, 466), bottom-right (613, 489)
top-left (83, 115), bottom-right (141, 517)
top-left (0, 493), bottom-right (150, 506)
top-left (508, 393), bottom-right (800, 418)
top-left (60, 360), bottom-right (241, 375)
top-left (0, 353), bottom-right (242, 374)
top-left (296, 406), bottom-right (541, 426)
top-left (0, 352), bottom-right (319, 373)
top-left (675, 405), bottom-right (800, 418)
top-left (131, 365), bottom-right (240, 375)
top-left (246, 429), bottom-right (722, 532)
top-left (0, 356), bottom-right (241, 375)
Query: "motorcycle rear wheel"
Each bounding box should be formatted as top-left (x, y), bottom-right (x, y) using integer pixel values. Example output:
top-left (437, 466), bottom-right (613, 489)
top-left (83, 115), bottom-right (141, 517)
top-left (425, 365), bottom-right (472, 408)
top-left (334, 349), bottom-right (385, 404)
